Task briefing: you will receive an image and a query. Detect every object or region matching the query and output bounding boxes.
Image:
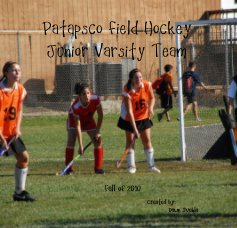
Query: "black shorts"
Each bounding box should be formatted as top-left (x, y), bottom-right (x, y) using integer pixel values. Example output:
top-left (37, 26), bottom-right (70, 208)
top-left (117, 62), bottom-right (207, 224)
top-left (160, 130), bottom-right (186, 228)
top-left (117, 117), bottom-right (153, 133)
top-left (1, 137), bottom-right (27, 156)
top-left (185, 93), bottom-right (197, 104)
top-left (161, 94), bottom-right (173, 109)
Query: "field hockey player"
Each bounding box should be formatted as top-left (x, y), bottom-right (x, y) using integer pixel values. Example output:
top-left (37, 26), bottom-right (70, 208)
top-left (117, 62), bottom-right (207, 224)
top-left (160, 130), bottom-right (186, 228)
top-left (117, 68), bottom-right (161, 174)
top-left (0, 61), bottom-right (35, 202)
top-left (64, 81), bottom-right (104, 175)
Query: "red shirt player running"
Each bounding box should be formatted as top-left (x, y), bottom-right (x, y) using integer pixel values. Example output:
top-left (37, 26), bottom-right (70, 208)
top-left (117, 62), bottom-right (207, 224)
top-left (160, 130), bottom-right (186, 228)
top-left (64, 82), bottom-right (104, 174)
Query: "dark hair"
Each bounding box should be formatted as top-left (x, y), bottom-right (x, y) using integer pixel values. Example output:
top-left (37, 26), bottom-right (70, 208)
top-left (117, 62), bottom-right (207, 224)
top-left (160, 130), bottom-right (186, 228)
top-left (164, 64), bottom-right (173, 73)
top-left (126, 68), bottom-right (141, 91)
top-left (1, 61), bottom-right (17, 81)
top-left (74, 81), bottom-right (89, 95)
top-left (233, 74), bottom-right (237, 82)
top-left (188, 61), bottom-right (196, 68)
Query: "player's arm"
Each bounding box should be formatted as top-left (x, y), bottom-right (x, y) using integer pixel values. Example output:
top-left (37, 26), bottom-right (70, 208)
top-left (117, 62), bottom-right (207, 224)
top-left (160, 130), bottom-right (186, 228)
top-left (200, 82), bottom-right (208, 90)
top-left (16, 103), bottom-right (23, 138)
top-left (124, 97), bottom-right (139, 138)
top-left (16, 87), bottom-right (27, 138)
top-left (0, 98), bottom-right (7, 148)
top-left (148, 83), bottom-right (155, 119)
top-left (73, 116), bottom-right (84, 154)
top-left (168, 79), bottom-right (177, 97)
top-left (95, 104), bottom-right (103, 140)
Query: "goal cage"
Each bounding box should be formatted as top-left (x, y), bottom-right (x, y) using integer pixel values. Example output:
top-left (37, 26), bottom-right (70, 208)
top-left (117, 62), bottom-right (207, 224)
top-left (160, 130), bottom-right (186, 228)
top-left (175, 18), bottom-right (237, 161)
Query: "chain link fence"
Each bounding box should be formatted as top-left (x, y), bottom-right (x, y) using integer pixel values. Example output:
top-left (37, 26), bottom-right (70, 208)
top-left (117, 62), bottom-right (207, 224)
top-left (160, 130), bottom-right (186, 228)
top-left (0, 29), bottom-right (170, 114)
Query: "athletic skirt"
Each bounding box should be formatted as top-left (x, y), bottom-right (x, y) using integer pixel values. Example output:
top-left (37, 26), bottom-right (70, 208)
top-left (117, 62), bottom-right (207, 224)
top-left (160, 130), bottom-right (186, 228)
top-left (117, 117), bottom-right (153, 133)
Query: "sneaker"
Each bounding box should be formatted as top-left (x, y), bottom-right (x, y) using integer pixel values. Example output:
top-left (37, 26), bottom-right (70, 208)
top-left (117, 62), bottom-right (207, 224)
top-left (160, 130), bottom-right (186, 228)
top-left (13, 191), bottom-right (36, 202)
top-left (157, 113), bottom-right (163, 122)
top-left (128, 166), bottom-right (136, 174)
top-left (148, 166), bottom-right (161, 173)
top-left (95, 169), bottom-right (105, 174)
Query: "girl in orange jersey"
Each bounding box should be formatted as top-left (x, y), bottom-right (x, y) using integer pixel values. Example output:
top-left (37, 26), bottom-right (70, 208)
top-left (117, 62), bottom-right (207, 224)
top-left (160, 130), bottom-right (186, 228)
top-left (0, 61), bottom-right (35, 201)
top-left (64, 82), bottom-right (104, 174)
top-left (117, 68), bottom-right (160, 174)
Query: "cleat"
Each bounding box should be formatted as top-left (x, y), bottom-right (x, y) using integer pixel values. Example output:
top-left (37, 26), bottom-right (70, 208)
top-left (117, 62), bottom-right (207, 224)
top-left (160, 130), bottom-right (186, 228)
top-left (95, 169), bottom-right (105, 174)
top-left (148, 166), bottom-right (161, 173)
top-left (157, 113), bottom-right (163, 122)
top-left (128, 166), bottom-right (136, 174)
top-left (13, 191), bottom-right (36, 202)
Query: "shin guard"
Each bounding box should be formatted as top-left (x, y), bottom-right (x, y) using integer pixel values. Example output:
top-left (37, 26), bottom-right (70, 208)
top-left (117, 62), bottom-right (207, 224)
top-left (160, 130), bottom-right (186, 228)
top-left (15, 165), bottom-right (28, 194)
top-left (94, 147), bottom-right (104, 171)
top-left (144, 148), bottom-right (155, 167)
top-left (127, 149), bottom-right (136, 167)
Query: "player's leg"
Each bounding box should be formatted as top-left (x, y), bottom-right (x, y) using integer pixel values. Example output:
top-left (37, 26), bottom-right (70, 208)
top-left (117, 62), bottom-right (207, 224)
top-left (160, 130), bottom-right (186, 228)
top-left (157, 95), bottom-right (167, 122)
top-left (192, 99), bottom-right (201, 121)
top-left (164, 95), bottom-right (173, 121)
top-left (87, 130), bottom-right (104, 174)
top-left (125, 131), bottom-right (136, 174)
top-left (64, 129), bottom-right (77, 174)
top-left (183, 98), bottom-right (192, 116)
top-left (165, 111), bottom-right (170, 121)
top-left (12, 138), bottom-right (35, 202)
top-left (140, 128), bottom-right (160, 173)
top-left (178, 95), bottom-right (192, 121)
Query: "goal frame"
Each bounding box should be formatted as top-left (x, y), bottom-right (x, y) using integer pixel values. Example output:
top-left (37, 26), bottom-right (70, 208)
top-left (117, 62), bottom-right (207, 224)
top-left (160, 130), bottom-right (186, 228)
top-left (175, 18), bottom-right (237, 162)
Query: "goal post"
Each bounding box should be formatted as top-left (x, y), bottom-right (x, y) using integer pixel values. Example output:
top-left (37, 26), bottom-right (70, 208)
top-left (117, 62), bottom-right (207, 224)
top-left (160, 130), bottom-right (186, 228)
top-left (175, 18), bottom-right (237, 162)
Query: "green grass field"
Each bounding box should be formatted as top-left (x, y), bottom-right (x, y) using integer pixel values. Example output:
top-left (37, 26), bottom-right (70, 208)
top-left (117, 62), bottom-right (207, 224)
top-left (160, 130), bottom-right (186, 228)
top-left (0, 109), bottom-right (237, 227)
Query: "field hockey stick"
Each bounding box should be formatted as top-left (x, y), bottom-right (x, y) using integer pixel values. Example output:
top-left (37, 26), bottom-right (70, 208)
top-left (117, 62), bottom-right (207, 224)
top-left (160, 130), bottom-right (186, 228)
top-left (223, 95), bottom-right (237, 157)
top-left (116, 137), bottom-right (136, 168)
top-left (0, 136), bottom-right (16, 157)
top-left (60, 140), bottom-right (93, 176)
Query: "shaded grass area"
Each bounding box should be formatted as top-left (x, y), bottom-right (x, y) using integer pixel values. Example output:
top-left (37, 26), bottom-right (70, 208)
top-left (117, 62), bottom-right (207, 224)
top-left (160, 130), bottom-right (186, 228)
top-left (0, 112), bottom-right (236, 227)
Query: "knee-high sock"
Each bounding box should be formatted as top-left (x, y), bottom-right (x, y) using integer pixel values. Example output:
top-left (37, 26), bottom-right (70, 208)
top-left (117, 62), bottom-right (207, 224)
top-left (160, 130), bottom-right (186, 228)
top-left (144, 148), bottom-right (155, 167)
top-left (127, 149), bottom-right (135, 167)
top-left (65, 148), bottom-right (74, 170)
top-left (15, 165), bottom-right (28, 194)
top-left (94, 147), bottom-right (103, 171)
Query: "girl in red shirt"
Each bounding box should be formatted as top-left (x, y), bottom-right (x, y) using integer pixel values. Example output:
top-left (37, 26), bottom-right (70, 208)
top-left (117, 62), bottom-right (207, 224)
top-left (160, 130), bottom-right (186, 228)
top-left (64, 82), bottom-right (104, 174)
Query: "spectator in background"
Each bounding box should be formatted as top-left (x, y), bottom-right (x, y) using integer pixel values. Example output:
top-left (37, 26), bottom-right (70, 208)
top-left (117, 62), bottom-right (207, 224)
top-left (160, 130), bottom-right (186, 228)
top-left (152, 64), bottom-right (176, 122)
top-left (182, 61), bottom-right (207, 121)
